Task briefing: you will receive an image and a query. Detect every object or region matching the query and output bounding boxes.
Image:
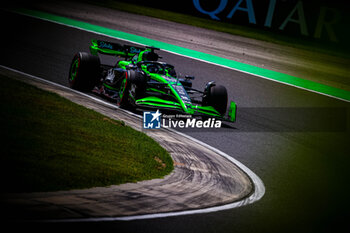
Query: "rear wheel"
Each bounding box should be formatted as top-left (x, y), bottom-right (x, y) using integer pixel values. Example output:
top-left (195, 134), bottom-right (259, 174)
top-left (69, 52), bottom-right (101, 91)
top-left (203, 84), bottom-right (228, 115)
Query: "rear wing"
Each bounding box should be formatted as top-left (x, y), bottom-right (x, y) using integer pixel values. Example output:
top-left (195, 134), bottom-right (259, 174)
top-left (90, 39), bottom-right (144, 58)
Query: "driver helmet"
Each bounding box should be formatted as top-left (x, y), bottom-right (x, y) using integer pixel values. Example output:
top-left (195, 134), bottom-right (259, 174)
top-left (142, 51), bottom-right (159, 61)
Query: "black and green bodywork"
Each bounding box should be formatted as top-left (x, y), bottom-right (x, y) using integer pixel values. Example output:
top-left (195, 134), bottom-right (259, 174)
top-left (69, 39), bottom-right (237, 122)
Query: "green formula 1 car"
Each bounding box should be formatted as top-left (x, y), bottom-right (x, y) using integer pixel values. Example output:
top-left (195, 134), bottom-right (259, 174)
top-left (69, 39), bottom-right (237, 122)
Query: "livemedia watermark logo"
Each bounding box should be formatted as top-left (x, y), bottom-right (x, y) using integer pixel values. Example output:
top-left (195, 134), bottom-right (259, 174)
top-left (143, 110), bottom-right (162, 129)
top-left (143, 110), bottom-right (222, 129)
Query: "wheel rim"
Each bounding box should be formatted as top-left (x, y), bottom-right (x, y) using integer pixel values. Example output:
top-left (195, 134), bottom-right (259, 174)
top-left (70, 57), bottom-right (80, 82)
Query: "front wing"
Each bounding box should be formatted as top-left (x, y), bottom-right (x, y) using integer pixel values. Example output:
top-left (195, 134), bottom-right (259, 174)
top-left (135, 96), bottom-right (237, 122)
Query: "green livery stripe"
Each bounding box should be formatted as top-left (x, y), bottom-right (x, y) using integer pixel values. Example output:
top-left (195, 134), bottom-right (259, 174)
top-left (194, 105), bottom-right (220, 115)
top-left (136, 102), bottom-right (182, 110)
top-left (195, 109), bottom-right (221, 118)
top-left (103, 83), bottom-right (118, 91)
top-left (15, 8), bottom-right (350, 102)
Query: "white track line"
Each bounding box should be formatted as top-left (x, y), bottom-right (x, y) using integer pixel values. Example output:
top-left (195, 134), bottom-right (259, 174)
top-left (0, 65), bottom-right (265, 222)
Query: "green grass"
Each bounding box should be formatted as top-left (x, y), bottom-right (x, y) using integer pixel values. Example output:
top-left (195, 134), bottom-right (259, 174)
top-left (89, 0), bottom-right (349, 59)
top-left (0, 75), bottom-right (173, 193)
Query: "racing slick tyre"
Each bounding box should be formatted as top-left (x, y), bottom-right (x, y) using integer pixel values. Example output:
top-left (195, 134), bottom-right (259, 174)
top-left (203, 84), bottom-right (228, 115)
top-left (119, 70), bottom-right (147, 107)
top-left (69, 52), bottom-right (101, 91)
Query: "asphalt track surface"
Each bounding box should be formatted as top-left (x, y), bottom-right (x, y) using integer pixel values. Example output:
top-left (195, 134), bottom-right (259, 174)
top-left (1, 8), bottom-right (350, 233)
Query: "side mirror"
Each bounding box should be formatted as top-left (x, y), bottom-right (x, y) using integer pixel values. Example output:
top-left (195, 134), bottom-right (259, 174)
top-left (185, 75), bottom-right (195, 80)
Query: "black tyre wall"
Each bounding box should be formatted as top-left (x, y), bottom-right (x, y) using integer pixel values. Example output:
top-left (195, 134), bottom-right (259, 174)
top-left (207, 85), bottom-right (228, 115)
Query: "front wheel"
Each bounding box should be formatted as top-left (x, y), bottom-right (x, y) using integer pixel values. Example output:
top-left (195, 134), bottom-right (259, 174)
top-left (119, 70), bottom-right (147, 107)
top-left (69, 52), bottom-right (100, 91)
top-left (202, 84), bottom-right (228, 115)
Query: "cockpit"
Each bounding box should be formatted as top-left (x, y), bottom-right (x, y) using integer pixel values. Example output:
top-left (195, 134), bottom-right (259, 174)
top-left (138, 61), bottom-right (177, 77)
